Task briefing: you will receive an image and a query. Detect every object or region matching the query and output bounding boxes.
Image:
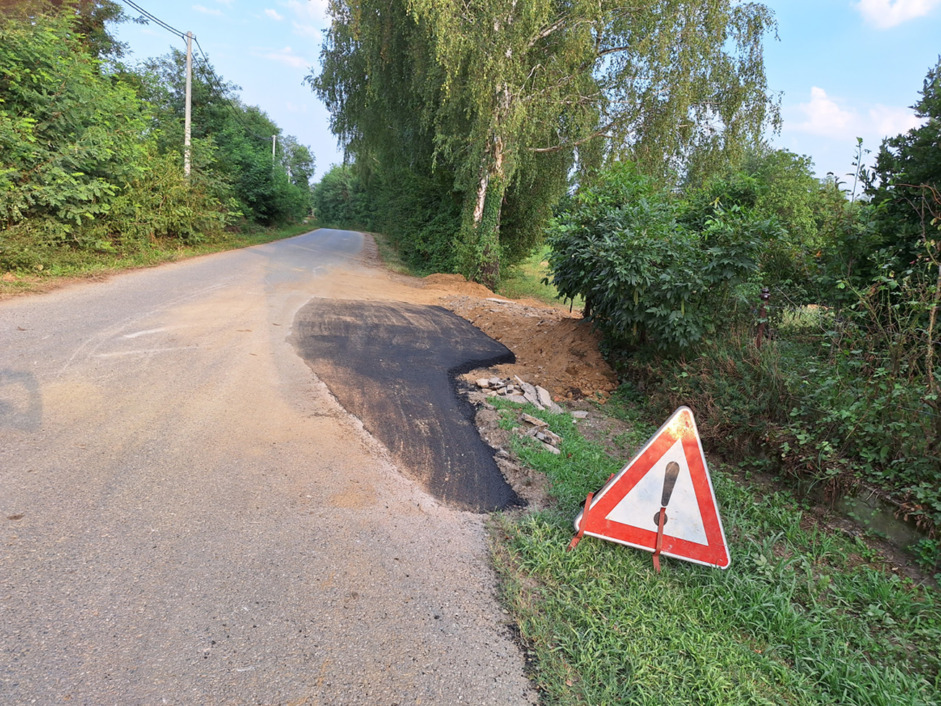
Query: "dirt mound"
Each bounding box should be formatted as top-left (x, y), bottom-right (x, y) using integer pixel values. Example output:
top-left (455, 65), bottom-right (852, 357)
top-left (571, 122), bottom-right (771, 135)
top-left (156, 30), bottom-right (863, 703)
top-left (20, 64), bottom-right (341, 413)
top-left (423, 273), bottom-right (496, 298)
top-left (441, 295), bottom-right (617, 401)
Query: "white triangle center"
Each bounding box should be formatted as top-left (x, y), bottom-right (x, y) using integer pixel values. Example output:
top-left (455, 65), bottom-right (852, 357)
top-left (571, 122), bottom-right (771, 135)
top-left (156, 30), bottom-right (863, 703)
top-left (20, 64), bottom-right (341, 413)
top-left (605, 439), bottom-right (708, 545)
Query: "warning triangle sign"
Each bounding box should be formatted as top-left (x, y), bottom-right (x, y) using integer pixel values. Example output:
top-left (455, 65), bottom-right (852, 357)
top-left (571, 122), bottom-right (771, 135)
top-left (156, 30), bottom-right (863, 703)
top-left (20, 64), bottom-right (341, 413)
top-left (569, 406), bottom-right (730, 569)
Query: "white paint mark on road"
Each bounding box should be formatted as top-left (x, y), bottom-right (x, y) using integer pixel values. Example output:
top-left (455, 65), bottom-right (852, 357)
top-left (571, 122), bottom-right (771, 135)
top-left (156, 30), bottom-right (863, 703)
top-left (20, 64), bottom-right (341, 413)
top-left (122, 328), bottom-right (170, 339)
top-left (57, 281), bottom-right (228, 377)
top-left (94, 347), bottom-right (198, 358)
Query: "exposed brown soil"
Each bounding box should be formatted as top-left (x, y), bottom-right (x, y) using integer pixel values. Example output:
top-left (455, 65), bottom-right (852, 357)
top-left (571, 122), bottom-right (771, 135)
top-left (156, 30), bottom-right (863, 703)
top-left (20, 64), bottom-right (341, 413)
top-left (4, 231), bottom-right (933, 588)
top-left (423, 277), bottom-right (618, 403)
top-left (404, 269), bottom-right (620, 512)
top-left (1, 236), bottom-right (616, 406)
top-left (415, 259), bottom-right (934, 586)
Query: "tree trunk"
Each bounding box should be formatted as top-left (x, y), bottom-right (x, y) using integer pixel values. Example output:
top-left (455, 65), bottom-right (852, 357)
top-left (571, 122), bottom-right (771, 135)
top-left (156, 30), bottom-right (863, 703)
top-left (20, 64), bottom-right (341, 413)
top-left (463, 137), bottom-right (507, 290)
top-left (460, 79), bottom-right (515, 290)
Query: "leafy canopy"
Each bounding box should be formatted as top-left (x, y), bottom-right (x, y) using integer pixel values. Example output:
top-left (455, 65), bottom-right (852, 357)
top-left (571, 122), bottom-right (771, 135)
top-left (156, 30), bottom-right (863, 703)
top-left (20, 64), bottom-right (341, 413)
top-left (0, 10), bottom-right (148, 230)
top-left (311, 0), bottom-right (779, 283)
top-left (137, 48), bottom-right (314, 225)
top-left (546, 162), bottom-right (763, 351)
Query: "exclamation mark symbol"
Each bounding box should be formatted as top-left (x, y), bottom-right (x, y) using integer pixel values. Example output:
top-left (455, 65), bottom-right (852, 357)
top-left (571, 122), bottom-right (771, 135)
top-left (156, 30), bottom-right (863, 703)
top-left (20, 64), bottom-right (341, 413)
top-left (652, 461), bottom-right (680, 572)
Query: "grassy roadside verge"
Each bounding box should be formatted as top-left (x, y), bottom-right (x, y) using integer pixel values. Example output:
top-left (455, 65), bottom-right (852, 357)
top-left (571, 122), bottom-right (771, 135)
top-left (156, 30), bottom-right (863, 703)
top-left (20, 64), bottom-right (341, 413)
top-left (0, 220), bottom-right (319, 299)
top-left (366, 234), bottom-right (940, 701)
top-left (489, 398), bottom-right (941, 704)
top-left (498, 245), bottom-right (584, 309)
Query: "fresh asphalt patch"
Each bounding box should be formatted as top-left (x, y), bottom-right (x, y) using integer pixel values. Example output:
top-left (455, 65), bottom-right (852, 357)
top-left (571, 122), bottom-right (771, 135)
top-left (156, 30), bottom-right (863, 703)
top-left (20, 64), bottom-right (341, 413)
top-left (291, 299), bottom-right (519, 512)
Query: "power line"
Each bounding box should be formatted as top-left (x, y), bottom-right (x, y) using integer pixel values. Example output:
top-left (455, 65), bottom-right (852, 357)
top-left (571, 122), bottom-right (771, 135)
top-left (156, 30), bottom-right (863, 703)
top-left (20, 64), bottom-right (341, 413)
top-left (118, 0), bottom-right (277, 146)
top-left (121, 0), bottom-right (187, 40)
top-left (192, 37), bottom-right (275, 143)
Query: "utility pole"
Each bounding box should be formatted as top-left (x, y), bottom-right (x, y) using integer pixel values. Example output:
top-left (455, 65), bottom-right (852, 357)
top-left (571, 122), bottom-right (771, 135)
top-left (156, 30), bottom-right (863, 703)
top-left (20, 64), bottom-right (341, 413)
top-left (184, 31), bottom-right (193, 178)
top-left (272, 134), bottom-right (277, 176)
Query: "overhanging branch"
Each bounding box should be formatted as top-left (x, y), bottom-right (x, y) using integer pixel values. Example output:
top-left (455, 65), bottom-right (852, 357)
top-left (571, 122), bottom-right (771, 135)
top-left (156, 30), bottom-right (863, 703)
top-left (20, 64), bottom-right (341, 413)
top-left (530, 120), bottom-right (619, 153)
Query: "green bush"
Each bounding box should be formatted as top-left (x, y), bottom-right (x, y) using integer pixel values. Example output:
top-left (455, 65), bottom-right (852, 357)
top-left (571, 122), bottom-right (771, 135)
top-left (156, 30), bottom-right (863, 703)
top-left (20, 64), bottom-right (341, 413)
top-left (311, 165), bottom-right (372, 228)
top-left (369, 168), bottom-right (461, 273)
top-left (546, 162), bottom-right (761, 351)
top-left (636, 316), bottom-right (941, 532)
top-left (85, 144), bottom-right (240, 248)
top-left (0, 13), bottom-right (147, 230)
top-left (0, 11), bottom-right (256, 270)
top-left (545, 152), bottom-right (941, 536)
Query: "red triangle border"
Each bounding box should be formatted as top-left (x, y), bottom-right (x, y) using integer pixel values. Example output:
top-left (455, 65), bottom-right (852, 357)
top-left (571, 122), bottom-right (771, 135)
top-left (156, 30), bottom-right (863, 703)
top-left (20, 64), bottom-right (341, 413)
top-left (573, 406), bottom-right (730, 569)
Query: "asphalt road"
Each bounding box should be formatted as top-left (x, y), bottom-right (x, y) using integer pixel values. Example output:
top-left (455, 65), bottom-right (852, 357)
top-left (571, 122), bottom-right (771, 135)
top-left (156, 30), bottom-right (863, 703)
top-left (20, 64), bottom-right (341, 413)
top-left (0, 230), bottom-right (536, 704)
top-left (291, 299), bottom-right (517, 512)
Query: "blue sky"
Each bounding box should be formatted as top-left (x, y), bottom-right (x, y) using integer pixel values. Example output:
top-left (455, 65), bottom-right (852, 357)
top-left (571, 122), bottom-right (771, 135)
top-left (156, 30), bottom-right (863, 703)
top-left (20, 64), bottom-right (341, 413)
top-left (113, 0), bottom-right (940, 183)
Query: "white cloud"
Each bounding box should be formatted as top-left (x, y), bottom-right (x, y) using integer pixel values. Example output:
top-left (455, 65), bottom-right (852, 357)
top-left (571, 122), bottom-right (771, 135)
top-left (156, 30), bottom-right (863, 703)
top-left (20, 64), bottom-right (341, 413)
top-left (291, 20), bottom-right (321, 38)
top-left (282, 0), bottom-right (326, 22)
top-left (279, 0), bottom-right (330, 32)
top-left (257, 46), bottom-right (313, 70)
top-left (193, 5), bottom-right (224, 17)
top-left (868, 104), bottom-right (923, 136)
top-left (791, 87), bottom-right (856, 138)
top-left (265, 8), bottom-right (285, 20)
top-left (784, 85), bottom-right (925, 172)
top-left (855, 0), bottom-right (941, 29)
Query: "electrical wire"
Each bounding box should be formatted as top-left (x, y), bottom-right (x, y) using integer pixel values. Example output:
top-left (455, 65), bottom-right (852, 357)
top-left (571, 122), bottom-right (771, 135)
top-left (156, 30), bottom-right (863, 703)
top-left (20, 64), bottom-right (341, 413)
top-left (192, 37), bottom-right (275, 143)
top-left (121, 0), bottom-right (187, 40)
top-left (117, 0), bottom-right (277, 146)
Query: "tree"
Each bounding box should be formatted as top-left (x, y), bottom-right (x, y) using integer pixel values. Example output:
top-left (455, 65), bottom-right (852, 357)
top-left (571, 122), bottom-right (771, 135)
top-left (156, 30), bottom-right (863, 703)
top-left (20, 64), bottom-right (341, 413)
top-left (312, 0), bottom-right (779, 287)
top-left (680, 146), bottom-right (847, 297)
top-left (0, 10), bottom-right (147, 231)
top-left (865, 58), bottom-right (941, 273)
top-left (136, 48), bottom-right (241, 157)
top-left (310, 0), bottom-right (461, 267)
top-left (280, 135), bottom-right (316, 191)
top-left (0, 9), bottom-right (241, 266)
top-left (311, 165), bottom-right (370, 226)
top-left (136, 50), bottom-right (314, 225)
top-left (0, 0), bottom-right (128, 60)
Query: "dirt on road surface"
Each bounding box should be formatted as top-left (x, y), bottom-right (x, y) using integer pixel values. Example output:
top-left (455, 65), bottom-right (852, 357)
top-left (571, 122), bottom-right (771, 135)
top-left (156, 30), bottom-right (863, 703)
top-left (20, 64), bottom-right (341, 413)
top-left (0, 229), bottom-right (616, 704)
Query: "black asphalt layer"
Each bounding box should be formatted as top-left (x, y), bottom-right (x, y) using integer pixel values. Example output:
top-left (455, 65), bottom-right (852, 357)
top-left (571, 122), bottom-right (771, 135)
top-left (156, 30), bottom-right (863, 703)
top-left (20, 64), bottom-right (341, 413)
top-left (291, 299), bottom-right (519, 512)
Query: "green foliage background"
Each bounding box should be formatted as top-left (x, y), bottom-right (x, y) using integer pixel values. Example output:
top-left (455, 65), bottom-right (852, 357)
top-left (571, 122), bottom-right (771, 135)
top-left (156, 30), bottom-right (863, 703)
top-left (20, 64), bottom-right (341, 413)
top-left (543, 60), bottom-right (941, 539)
top-left (0, 6), bottom-right (315, 272)
top-left (311, 0), bottom-right (779, 286)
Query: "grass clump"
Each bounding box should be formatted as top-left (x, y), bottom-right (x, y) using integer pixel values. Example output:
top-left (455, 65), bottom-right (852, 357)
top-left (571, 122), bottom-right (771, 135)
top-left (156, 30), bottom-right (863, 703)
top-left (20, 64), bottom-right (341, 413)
top-left (489, 399), bottom-right (941, 705)
top-left (496, 245), bottom-right (584, 309)
top-left (498, 246), bottom-right (562, 304)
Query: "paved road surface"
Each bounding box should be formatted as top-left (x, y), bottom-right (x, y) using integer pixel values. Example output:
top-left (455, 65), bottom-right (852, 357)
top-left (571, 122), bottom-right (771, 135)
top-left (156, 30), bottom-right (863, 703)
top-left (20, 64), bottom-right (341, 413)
top-left (291, 299), bottom-right (517, 512)
top-left (0, 230), bottom-right (536, 704)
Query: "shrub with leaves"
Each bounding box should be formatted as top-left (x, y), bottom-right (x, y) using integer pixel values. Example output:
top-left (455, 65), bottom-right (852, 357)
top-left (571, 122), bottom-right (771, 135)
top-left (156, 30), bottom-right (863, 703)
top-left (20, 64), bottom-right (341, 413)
top-left (546, 162), bottom-right (762, 351)
top-left (0, 12), bottom-right (148, 232)
top-left (86, 142), bottom-right (240, 248)
top-left (311, 165), bottom-right (372, 228)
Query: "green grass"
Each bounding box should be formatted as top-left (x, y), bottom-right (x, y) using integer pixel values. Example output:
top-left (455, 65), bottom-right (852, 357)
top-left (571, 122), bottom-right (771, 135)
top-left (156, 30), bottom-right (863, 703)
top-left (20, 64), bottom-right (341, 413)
top-left (0, 220), bottom-right (319, 298)
top-left (370, 230), bottom-right (413, 275)
top-left (489, 398), bottom-right (941, 705)
top-left (498, 245), bottom-right (583, 309)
